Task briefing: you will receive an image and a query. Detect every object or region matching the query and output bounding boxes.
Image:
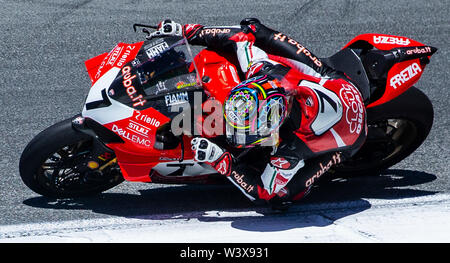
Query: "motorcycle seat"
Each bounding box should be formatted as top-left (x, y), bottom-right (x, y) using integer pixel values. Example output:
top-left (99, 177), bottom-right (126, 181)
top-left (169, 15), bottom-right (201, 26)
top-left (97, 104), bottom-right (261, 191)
top-left (321, 48), bottom-right (371, 103)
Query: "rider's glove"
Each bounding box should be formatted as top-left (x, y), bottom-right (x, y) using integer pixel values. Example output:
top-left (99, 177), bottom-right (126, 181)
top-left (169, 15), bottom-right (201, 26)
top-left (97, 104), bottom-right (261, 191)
top-left (191, 138), bottom-right (233, 176)
top-left (150, 19), bottom-right (183, 38)
top-left (191, 137), bottom-right (224, 163)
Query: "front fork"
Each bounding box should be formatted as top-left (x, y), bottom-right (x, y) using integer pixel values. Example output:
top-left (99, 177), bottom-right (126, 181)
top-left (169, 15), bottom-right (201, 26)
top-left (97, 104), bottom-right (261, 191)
top-left (71, 115), bottom-right (117, 171)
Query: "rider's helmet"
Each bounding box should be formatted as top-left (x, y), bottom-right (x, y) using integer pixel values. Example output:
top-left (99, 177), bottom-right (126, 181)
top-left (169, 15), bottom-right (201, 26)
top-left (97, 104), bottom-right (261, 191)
top-left (224, 75), bottom-right (288, 148)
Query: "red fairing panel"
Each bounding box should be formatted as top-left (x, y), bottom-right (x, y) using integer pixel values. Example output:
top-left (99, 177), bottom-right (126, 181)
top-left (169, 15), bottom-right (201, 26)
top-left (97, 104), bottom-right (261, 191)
top-left (192, 49), bottom-right (241, 138)
top-left (103, 107), bottom-right (170, 182)
top-left (194, 49), bottom-right (241, 102)
top-left (372, 58), bottom-right (425, 107)
top-left (84, 52), bottom-right (108, 83)
top-left (343, 34), bottom-right (428, 108)
top-left (104, 107), bottom-right (170, 154)
top-left (84, 41), bottom-right (144, 85)
top-left (342, 33), bottom-right (424, 50)
top-left (111, 135), bottom-right (208, 183)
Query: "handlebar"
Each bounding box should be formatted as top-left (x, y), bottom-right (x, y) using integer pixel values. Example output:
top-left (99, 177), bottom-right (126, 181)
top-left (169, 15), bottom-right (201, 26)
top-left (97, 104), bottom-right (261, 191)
top-left (133, 22), bottom-right (184, 40)
top-left (133, 23), bottom-right (158, 39)
top-left (133, 23), bottom-right (158, 31)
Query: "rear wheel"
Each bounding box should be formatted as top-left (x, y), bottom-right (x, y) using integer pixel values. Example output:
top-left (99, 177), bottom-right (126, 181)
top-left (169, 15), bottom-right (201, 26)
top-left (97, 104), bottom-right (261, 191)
top-left (19, 116), bottom-right (124, 198)
top-left (332, 87), bottom-right (434, 176)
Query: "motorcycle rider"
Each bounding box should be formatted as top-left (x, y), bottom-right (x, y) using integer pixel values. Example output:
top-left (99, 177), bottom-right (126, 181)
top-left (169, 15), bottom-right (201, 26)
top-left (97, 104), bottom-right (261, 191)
top-left (153, 19), bottom-right (367, 210)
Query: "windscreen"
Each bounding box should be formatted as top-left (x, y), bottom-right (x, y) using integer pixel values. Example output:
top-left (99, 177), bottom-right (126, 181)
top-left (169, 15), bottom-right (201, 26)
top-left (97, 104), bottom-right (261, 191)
top-left (107, 36), bottom-right (202, 111)
top-left (137, 36), bottom-right (202, 98)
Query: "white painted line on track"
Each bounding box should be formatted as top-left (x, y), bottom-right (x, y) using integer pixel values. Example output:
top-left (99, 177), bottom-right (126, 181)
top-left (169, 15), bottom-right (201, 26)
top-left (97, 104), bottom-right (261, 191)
top-left (1, 193), bottom-right (450, 242)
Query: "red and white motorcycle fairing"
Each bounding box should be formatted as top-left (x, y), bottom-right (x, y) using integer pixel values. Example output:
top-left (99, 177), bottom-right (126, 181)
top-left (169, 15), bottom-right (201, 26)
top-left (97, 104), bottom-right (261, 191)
top-left (80, 33), bottom-right (433, 184)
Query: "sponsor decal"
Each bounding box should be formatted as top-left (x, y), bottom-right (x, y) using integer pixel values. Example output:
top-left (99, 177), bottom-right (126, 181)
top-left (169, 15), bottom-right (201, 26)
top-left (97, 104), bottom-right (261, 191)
top-left (305, 152), bottom-right (342, 187)
top-left (339, 83), bottom-right (364, 134)
top-left (135, 110), bottom-right (161, 127)
top-left (270, 157), bottom-right (291, 169)
top-left (117, 45), bottom-right (136, 67)
top-left (373, 35), bottom-right (410, 46)
top-left (165, 91), bottom-right (189, 106)
top-left (127, 120), bottom-right (150, 137)
top-left (155, 81), bottom-right (167, 94)
top-left (145, 41), bottom-right (169, 59)
top-left (94, 56), bottom-right (108, 80)
top-left (199, 28), bottom-right (231, 37)
top-left (273, 32), bottom-right (323, 67)
top-left (231, 171), bottom-right (255, 193)
top-left (390, 62), bottom-right (422, 89)
top-left (121, 66), bottom-right (147, 107)
top-left (94, 44), bottom-right (137, 81)
top-left (127, 108), bottom-right (163, 139)
top-left (406, 46), bottom-right (432, 55)
top-left (107, 45), bottom-right (123, 66)
top-left (106, 107), bottom-right (168, 148)
top-left (176, 81), bottom-right (197, 89)
top-left (112, 124), bottom-right (151, 147)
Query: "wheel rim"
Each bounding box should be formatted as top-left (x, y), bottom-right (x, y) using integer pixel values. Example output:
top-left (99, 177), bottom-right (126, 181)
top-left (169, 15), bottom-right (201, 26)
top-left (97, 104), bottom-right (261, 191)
top-left (36, 139), bottom-right (121, 196)
top-left (334, 118), bottom-right (419, 173)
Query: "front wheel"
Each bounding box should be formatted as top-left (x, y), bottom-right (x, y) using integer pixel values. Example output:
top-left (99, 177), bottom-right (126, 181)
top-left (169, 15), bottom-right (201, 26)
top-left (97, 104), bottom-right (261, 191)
top-left (332, 86), bottom-right (434, 176)
top-left (19, 116), bottom-right (124, 198)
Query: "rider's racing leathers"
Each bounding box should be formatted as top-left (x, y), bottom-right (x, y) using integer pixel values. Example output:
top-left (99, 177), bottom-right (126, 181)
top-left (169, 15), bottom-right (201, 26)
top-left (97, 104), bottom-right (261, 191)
top-left (184, 18), bottom-right (367, 207)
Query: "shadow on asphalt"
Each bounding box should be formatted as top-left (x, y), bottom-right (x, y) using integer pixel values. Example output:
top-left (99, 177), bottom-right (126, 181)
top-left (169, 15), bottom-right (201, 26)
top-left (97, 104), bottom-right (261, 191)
top-left (23, 169), bottom-right (438, 232)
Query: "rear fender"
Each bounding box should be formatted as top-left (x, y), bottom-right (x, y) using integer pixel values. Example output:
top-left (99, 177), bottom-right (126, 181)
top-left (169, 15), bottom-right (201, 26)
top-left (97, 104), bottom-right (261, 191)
top-left (342, 33), bottom-right (424, 51)
top-left (343, 34), bottom-right (436, 108)
top-left (374, 59), bottom-right (425, 107)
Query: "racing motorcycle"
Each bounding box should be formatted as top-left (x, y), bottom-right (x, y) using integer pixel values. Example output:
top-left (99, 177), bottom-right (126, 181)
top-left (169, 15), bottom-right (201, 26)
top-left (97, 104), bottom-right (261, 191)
top-left (19, 24), bottom-right (437, 198)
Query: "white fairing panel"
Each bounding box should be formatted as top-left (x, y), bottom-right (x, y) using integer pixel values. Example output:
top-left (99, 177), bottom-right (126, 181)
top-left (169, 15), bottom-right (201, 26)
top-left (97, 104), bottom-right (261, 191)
top-left (82, 67), bottom-right (134, 125)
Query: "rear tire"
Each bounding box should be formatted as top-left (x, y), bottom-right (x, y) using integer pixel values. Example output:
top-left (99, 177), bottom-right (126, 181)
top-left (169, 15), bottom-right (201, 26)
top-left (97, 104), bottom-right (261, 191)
top-left (19, 116), bottom-right (124, 198)
top-left (332, 86), bottom-right (434, 176)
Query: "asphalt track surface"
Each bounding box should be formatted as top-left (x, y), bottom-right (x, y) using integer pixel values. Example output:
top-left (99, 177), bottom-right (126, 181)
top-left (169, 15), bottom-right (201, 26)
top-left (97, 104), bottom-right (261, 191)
top-left (0, 0), bottom-right (449, 240)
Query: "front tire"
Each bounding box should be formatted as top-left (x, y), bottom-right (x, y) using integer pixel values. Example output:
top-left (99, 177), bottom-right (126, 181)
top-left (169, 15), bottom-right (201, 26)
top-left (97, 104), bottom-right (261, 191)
top-left (19, 116), bottom-right (124, 198)
top-left (333, 86), bottom-right (434, 176)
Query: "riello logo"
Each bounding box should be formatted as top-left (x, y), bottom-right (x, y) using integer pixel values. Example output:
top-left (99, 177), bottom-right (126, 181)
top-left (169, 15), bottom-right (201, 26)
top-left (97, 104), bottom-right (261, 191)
top-left (390, 63), bottom-right (422, 89)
